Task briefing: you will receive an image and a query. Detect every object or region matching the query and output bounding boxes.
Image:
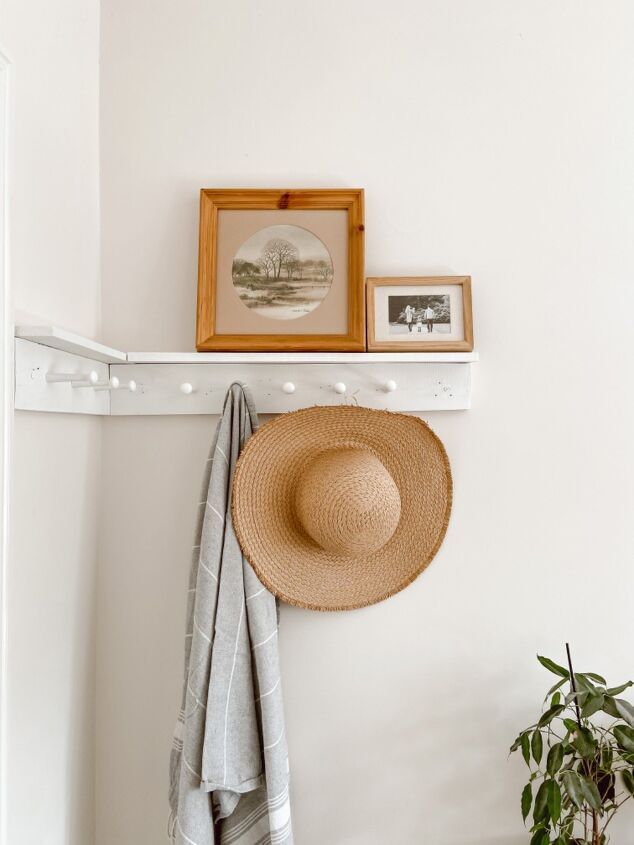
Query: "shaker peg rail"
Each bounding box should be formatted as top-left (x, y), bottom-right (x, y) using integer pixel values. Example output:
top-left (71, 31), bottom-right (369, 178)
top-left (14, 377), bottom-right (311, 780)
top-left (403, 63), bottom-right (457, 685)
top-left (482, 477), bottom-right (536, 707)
top-left (14, 329), bottom-right (478, 416)
top-left (46, 371), bottom-right (99, 385)
top-left (94, 377), bottom-right (137, 392)
top-left (107, 362), bottom-right (473, 415)
top-left (93, 376), bottom-right (121, 391)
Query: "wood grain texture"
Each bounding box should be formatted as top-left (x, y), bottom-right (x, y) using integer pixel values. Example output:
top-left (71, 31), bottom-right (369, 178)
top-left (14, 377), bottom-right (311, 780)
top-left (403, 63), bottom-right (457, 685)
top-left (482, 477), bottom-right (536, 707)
top-left (366, 277), bottom-right (474, 352)
top-left (196, 189), bottom-right (365, 351)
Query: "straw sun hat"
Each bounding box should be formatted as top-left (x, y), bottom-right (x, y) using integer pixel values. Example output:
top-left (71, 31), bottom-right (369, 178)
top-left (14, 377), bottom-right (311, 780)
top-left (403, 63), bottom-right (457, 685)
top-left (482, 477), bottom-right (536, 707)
top-left (232, 405), bottom-right (452, 612)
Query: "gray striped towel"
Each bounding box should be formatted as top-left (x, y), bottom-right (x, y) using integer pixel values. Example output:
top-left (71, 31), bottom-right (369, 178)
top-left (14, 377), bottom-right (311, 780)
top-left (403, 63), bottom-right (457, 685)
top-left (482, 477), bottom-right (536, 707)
top-left (169, 383), bottom-right (293, 845)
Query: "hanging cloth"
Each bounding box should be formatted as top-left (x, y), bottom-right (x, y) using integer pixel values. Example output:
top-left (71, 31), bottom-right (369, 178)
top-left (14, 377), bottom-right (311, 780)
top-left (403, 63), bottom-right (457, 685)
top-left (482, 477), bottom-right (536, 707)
top-left (169, 382), bottom-right (293, 845)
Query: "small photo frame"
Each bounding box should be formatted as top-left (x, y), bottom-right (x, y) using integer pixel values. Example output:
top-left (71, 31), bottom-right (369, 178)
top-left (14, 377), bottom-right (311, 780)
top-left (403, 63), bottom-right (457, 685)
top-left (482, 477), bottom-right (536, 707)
top-left (196, 189), bottom-right (365, 351)
top-left (367, 276), bottom-right (473, 352)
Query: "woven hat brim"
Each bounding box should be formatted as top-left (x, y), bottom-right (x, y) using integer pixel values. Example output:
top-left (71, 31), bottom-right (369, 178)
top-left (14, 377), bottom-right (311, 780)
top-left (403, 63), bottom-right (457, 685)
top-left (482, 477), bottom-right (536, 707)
top-left (232, 405), bottom-right (452, 612)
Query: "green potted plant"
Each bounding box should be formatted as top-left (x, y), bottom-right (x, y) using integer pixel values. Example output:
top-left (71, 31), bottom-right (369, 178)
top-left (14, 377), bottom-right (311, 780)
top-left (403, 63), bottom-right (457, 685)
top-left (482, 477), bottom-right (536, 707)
top-left (510, 644), bottom-right (634, 844)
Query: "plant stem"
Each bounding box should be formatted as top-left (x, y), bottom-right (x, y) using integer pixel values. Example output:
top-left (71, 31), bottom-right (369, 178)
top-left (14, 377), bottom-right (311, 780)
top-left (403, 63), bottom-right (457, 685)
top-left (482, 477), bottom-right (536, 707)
top-left (566, 643), bottom-right (600, 845)
top-left (566, 642), bottom-right (583, 728)
top-left (602, 794), bottom-right (632, 834)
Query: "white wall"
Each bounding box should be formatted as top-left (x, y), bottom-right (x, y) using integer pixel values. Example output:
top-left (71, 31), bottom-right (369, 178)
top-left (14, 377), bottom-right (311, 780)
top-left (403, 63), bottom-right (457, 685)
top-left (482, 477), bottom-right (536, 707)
top-left (1, 0), bottom-right (101, 842)
top-left (96, 2), bottom-right (634, 844)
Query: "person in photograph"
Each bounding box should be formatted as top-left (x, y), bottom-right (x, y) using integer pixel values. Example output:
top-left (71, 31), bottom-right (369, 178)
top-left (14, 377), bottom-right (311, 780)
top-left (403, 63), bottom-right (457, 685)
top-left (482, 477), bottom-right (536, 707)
top-left (405, 303), bottom-right (414, 332)
top-left (423, 303), bottom-right (435, 332)
top-left (416, 311), bottom-right (423, 332)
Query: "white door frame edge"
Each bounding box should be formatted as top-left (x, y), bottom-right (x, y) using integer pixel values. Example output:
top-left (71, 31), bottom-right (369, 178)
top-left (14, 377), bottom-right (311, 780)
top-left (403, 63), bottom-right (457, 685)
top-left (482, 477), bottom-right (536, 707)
top-left (0, 45), bottom-right (12, 845)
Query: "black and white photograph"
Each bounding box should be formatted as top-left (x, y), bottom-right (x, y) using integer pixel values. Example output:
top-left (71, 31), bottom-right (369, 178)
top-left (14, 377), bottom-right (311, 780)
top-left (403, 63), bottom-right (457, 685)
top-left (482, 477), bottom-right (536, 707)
top-left (388, 294), bottom-right (451, 335)
top-left (367, 276), bottom-right (472, 351)
top-left (232, 224), bottom-right (334, 320)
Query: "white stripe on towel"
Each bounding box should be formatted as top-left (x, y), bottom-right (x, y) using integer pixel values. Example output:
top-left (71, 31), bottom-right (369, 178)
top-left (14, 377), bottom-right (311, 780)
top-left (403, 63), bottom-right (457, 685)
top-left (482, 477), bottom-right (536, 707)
top-left (252, 629), bottom-right (277, 649)
top-left (264, 728), bottom-right (285, 751)
top-left (198, 558), bottom-right (218, 582)
top-left (177, 819), bottom-right (202, 845)
top-left (215, 445), bottom-right (229, 465)
top-left (193, 616), bottom-right (211, 644)
top-left (206, 502), bottom-right (225, 523)
top-left (257, 678), bottom-right (280, 702)
top-left (223, 601), bottom-right (245, 785)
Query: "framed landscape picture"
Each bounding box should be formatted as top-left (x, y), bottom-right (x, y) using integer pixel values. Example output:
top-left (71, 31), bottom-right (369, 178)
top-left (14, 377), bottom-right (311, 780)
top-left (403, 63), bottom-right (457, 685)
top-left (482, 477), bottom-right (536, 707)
top-left (367, 276), bottom-right (473, 352)
top-left (196, 189), bottom-right (365, 351)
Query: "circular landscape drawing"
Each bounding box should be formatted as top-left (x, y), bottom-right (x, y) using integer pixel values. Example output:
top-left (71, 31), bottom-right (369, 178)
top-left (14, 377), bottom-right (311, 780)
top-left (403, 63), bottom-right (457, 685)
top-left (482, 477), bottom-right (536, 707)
top-left (232, 224), bottom-right (334, 320)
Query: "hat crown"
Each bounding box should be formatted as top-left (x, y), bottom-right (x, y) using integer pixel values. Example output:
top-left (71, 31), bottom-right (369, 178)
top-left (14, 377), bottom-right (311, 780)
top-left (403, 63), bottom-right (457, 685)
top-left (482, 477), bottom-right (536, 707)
top-left (294, 448), bottom-right (401, 558)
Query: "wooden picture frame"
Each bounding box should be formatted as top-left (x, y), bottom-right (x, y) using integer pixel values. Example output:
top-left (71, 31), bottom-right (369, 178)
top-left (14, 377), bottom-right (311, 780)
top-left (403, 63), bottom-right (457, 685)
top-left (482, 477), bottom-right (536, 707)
top-left (196, 189), bottom-right (365, 351)
top-left (367, 276), bottom-right (473, 352)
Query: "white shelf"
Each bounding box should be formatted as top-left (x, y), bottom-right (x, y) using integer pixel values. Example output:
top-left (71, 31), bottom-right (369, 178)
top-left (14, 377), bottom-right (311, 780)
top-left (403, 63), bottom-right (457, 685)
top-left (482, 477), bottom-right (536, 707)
top-left (14, 326), bottom-right (478, 365)
top-left (13, 326), bottom-right (478, 415)
top-left (126, 351), bottom-right (479, 364)
top-left (15, 325), bottom-right (127, 363)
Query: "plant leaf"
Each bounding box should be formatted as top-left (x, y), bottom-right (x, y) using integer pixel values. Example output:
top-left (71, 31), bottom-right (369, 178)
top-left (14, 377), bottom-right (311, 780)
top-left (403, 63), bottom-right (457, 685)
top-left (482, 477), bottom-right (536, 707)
top-left (571, 726), bottom-right (596, 759)
top-left (538, 704), bottom-right (566, 728)
top-left (538, 655), bottom-right (569, 678)
top-left (583, 672), bottom-right (607, 686)
top-left (601, 743), bottom-right (614, 769)
top-left (603, 696), bottom-right (620, 719)
top-left (563, 718), bottom-right (579, 733)
top-left (510, 733), bottom-right (522, 753)
top-left (565, 690), bottom-right (585, 700)
top-left (521, 782), bottom-right (532, 823)
top-left (581, 694), bottom-right (604, 718)
top-left (561, 770), bottom-right (584, 809)
top-left (622, 769), bottom-right (634, 796)
top-left (579, 776), bottom-right (602, 811)
top-left (532, 730), bottom-right (544, 766)
top-left (614, 724), bottom-right (634, 754)
top-left (606, 681), bottom-right (633, 696)
top-left (551, 692), bottom-right (561, 707)
top-left (574, 674), bottom-right (599, 694)
top-left (547, 779), bottom-right (562, 824)
top-left (545, 678), bottom-right (567, 701)
top-left (521, 732), bottom-right (531, 766)
top-left (547, 742), bottom-right (564, 776)
top-left (615, 698), bottom-right (634, 728)
top-left (530, 830), bottom-right (549, 845)
top-left (533, 780), bottom-right (550, 823)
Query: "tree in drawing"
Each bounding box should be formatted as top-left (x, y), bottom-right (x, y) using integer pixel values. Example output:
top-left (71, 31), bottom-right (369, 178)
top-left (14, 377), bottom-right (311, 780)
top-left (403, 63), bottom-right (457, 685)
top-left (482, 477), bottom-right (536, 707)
top-left (261, 238), bottom-right (299, 280)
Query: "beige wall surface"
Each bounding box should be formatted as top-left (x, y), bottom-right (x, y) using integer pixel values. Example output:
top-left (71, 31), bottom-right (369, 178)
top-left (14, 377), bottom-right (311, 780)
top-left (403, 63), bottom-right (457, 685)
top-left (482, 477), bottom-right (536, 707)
top-left (1, 0), bottom-right (101, 842)
top-left (8, 414), bottom-right (100, 845)
top-left (1, 0), bottom-right (101, 335)
top-left (95, 2), bottom-right (634, 844)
